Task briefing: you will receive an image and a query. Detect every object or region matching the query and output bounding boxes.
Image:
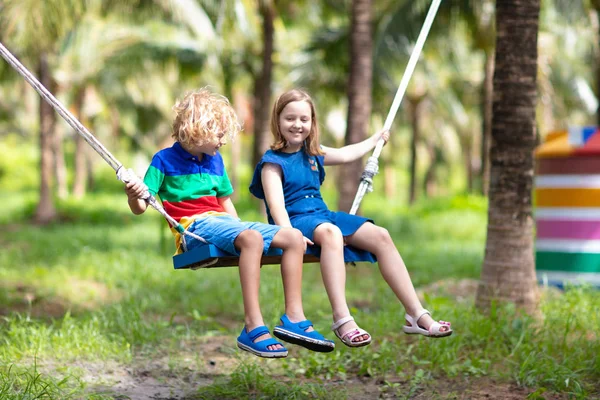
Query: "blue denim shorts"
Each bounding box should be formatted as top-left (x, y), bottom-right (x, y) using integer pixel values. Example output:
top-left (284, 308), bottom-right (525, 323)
top-left (183, 214), bottom-right (281, 255)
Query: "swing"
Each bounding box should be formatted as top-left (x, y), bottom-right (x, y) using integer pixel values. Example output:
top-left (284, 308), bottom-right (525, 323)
top-left (0, 0), bottom-right (440, 271)
top-left (173, 244), bottom-right (320, 269)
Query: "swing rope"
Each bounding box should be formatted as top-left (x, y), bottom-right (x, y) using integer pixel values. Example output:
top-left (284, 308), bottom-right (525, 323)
top-left (349, 0), bottom-right (442, 215)
top-left (0, 41), bottom-right (207, 245)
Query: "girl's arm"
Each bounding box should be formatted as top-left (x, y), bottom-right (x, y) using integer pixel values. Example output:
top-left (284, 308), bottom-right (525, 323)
top-left (261, 163), bottom-right (293, 228)
top-left (218, 196), bottom-right (239, 218)
top-left (323, 128), bottom-right (389, 166)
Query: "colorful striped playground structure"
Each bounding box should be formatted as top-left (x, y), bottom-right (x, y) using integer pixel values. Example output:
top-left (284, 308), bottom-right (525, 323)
top-left (535, 126), bottom-right (600, 288)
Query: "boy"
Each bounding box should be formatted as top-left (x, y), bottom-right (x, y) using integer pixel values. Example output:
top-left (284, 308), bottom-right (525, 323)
top-left (124, 88), bottom-right (334, 358)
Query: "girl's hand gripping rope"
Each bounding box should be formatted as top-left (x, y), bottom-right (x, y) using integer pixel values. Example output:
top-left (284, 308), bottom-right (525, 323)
top-left (375, 128), bottom-right (390, 145)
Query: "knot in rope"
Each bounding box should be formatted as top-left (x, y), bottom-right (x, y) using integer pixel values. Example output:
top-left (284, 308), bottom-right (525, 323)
top-left (360, 156), bottom-right (380, 193)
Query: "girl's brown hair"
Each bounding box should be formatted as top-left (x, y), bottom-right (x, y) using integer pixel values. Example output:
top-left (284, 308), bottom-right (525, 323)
top-left (269, 89), bottom-right (324, 156)
top-left (171, 88), bottom-right (241, 146)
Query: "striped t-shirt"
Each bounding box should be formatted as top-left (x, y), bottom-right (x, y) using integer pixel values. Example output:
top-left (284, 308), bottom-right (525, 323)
top-left (144, 142), bottom-right (233, 252)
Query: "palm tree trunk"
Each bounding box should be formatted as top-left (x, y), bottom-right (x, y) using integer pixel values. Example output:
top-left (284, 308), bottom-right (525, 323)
top-left (222, 59), bottom-right (240, 202)
top-left (251, 0), bottom-right (275, 172)
top-left (73, 87), bottom-right (87, 199)
top-left (462, 133), bottom-right (474, 193)
top-left (338, 0), bottom-right (373, 212)
top-left (34, 54), bottom-right (57, 224)
top-left (53, 91), bottom-right (68, 200)
top-left (86, 152), bottom-right (95, 192)
top-left (476, 0), bottom-right (540, 313)
top-left (383, 137), bottom-right (395, 199)
top-left (481, 51), bottom-right (494, 196)
top-left (408, 94), bottom-right (425, 205)
top-left (423, 139), bottom-right (437, 197)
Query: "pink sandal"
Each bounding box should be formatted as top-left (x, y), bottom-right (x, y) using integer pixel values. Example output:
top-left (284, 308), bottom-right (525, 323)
top-left (403, 309), bottom-right (452, 338)
top-left (331, 316), bottom-right (372, 347)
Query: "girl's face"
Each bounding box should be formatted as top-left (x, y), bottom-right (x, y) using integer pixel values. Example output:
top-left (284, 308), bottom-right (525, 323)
top-left (278, 100), bottom-right (312, 152)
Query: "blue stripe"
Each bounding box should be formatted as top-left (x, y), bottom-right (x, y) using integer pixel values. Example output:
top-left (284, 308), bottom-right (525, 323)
top-left (149, 142), bottom-right (226, 177)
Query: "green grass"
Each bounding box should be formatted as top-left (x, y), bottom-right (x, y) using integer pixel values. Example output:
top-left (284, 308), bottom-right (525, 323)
top-left (1, 186), bottom-right (599, 399)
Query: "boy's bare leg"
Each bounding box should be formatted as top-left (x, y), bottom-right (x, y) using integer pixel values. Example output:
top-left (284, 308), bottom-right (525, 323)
top-left (346, 223), bottom-right (447, 332)
top-left (271, 228), bottom-right (312, 331)
top-left (313, 223), bottom-right (369, 343)
top-left (235, 229), bottom-right (283, 350)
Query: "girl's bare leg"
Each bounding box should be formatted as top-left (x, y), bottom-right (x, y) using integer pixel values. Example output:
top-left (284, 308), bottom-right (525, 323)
top-left (271, 227), bottom-right (312, 331)
top-left (346, 222), bottom-right (446, 331)
top-left (314, 223), bottom-right (369, 342)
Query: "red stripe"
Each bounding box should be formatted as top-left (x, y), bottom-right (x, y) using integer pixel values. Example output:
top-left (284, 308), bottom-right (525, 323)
top-left (163, 197), bottom-right (224, 221)
top-left (536, 157), bottom-right (600, 175)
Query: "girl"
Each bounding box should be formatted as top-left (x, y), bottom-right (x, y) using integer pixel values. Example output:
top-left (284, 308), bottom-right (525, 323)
top-left (250, 89), bottom-right (452, 347)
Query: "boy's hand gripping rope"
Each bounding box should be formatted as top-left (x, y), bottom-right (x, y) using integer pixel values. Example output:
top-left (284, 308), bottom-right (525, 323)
top-left (349, 0), bottom-right (442, 215)
top-left (0, 41), bottom-right (207, 245)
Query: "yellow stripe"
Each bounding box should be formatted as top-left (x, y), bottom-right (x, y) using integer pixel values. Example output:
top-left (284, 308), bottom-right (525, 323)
top-left (535, 188), bottom-right (600, 207)
top-left (170, 212), bottom-right (230, 255)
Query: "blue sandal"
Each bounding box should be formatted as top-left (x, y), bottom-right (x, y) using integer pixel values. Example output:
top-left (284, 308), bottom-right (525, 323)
top-left (273, 314), bottom-right (335, 353)
top-left (237, 326), bottom-right (288, 358)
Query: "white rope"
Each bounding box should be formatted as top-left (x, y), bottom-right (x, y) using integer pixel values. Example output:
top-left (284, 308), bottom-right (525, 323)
top-left (349, 0), bottom-right (442, 215)
top-left (0, 41), bottom-right (208, 245)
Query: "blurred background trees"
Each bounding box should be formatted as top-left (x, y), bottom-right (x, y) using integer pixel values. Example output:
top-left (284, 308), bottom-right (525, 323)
top-left (0, 0), bottom-right (597, 218)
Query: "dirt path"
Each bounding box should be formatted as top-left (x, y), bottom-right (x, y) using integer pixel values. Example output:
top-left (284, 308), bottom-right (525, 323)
top-left (71, 335), bottom-right (567, 400)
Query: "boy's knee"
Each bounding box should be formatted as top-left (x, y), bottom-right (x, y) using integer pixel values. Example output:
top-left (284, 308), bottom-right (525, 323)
top-left (236, 229), bottom-right (264, 250)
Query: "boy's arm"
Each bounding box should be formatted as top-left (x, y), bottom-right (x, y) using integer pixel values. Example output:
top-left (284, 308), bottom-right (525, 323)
top-left (261, 163), bottom-right (293, 228)
top-left (322, 128), bottom-right (390, 166)
top-left (124, 180), bottom-right (148, 215)
top-left (218, 196), bottom-right (239, 218)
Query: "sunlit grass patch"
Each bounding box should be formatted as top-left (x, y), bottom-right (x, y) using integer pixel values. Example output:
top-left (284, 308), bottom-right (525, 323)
top-left (0, 362), bottom-right (84, 400)
top-left (199, 362), bottom-right (344, 400)
top-left (0, 313), bottom-right (131, 363)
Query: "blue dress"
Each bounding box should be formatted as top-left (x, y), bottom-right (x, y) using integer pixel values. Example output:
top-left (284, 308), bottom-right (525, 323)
top-left (250, 149), bottom-right (376, 263)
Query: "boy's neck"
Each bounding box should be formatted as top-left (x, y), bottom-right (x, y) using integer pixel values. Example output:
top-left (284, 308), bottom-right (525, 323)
top-left (180, 142), bottom-right (209, 159)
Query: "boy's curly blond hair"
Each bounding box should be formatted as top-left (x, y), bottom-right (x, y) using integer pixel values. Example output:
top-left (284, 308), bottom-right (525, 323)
top-left (171, 88), bottom-right (242, 146)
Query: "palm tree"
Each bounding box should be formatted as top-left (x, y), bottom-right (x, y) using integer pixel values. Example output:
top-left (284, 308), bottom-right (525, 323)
top-left (337, 0), bottom-right (373, 212)
top-left (56, 5), bottom-right (212, 197)
top-left (1, 0), bottom-right (85, 223)
top-left (250, 0), bottom-right (276, 172)
top-left (476, 0), bottom-right (540, 313)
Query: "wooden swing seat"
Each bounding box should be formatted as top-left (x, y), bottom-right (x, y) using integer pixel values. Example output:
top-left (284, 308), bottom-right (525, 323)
top-left (173, 243), bottom-right (320, 269)
top-left (173, 243), bottom-right (377, 270)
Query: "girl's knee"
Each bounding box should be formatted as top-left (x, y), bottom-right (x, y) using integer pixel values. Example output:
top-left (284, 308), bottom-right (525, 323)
top-left (374, 225), bottom-right (393, 243)
top-left (275, 227), bottom-right (304, 250)
top-left (315, 224), bottom-right (344, 246)
top-left (367, 225), bottom-right (395, 251)
top-left (280, 227), bottom-right (304, 241)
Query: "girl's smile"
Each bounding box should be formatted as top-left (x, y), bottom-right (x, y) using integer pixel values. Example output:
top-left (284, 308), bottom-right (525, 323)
top-left (278, 100), bottom-right (312, 152)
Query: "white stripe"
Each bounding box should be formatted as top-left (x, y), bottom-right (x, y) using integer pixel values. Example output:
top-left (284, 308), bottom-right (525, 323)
top-left (537, 270), bottom-right (600, 286)
top-left (535, 208), bottom-right (600, 220)
top-left (568, 126), bottom-right (583, 146)
top-left (535, 175), bottom-right (600, 188)
top-left (536, 239), bottom-right (600, 253)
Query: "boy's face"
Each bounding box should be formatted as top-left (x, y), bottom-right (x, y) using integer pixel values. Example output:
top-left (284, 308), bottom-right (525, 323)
top-left (184, 131), bottom-right (227, 157)
top-left (279, 100), bottom-right (312, 152)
